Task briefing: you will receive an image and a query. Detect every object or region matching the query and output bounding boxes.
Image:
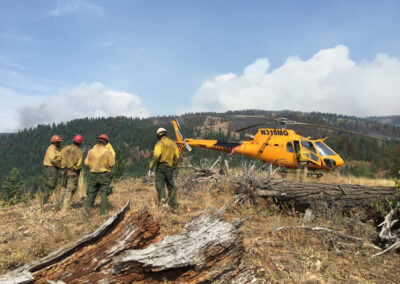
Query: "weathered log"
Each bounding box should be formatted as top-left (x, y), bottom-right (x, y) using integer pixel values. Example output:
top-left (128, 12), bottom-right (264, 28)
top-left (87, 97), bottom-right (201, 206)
top-left (0, 205), bottom-right (255, 283)
top-left (0, 200), bottom-right (132, 284)
top-left (373, 202), bottom-right (400, 257)
top-left (236, 178), bottom-right (400, 211)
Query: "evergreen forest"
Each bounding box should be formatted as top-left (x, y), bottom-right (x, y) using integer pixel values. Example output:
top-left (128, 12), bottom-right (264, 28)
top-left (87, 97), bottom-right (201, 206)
top-left (0, 110), bottom-right (400, 199)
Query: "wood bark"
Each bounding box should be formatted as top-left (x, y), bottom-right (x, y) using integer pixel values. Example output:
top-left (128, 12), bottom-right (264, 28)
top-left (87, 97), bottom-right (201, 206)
top-left (0, 203), bottom-right (255, 284)
top-left (236, 178), bottom-right (400, 211)
top-left (373, 202), bottom-right (400, 257)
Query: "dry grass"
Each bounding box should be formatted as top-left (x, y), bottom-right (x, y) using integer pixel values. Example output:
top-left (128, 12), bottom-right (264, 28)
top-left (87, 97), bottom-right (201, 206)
top-left (315, 172), bottom-right (395, 187)
top-left (280, 170), bottom-right (395, 187)
top-left (1, 170), bottom-right (399, 283)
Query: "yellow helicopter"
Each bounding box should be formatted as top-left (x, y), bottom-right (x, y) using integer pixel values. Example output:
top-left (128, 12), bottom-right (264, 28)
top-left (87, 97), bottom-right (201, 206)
top-left (172, 115), bottom-right (383, 171)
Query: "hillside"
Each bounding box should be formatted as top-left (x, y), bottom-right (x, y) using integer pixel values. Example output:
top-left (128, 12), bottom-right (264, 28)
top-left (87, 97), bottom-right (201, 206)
top-left (0, 110), bottom-right (400, 193)
top-left (367, 115), bottom-right (400, 127)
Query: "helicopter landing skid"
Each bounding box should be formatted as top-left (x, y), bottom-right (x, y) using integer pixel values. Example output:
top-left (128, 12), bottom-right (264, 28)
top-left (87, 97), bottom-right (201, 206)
top-left (280, 169), bottom-right (324, 179)
top-left (308, 172), bottom-right (324, 178)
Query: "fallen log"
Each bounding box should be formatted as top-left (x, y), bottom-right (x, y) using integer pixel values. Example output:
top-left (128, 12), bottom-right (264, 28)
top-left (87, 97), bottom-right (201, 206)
top-left (0, 200), bottom-right (133, 284)
top-left (235, 178), bottom-right (400, 211)
top-left (0, 204), bottom-right (255, 283)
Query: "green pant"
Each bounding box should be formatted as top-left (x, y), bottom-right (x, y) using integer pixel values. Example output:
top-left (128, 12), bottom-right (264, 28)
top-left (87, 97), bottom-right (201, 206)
top-left (85, 172), bottom-right (111, 215)
top-left (60, 170), bottom-right (79, 210)
top-left (42, 166), bottom-right (59, 204)
top-left (155, 164), bottom-right (177, 209)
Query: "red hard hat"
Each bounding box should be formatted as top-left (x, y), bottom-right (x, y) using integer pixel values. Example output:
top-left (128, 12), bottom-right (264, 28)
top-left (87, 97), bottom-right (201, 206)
top-left (73, 134), bottom-right (83, 144)
top-left (51, 135), bottom-right (62, 143)
top-left (98, 134), bottom-right (109, 142)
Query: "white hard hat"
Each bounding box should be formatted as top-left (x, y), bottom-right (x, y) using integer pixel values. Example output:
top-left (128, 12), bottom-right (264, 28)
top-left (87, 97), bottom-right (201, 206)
top-left (157, 128), bottom-right (167, 135)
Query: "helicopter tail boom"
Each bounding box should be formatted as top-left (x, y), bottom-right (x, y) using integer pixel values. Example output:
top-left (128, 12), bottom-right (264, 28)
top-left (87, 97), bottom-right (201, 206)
top-left (172, 119), bottom-right (192, 153)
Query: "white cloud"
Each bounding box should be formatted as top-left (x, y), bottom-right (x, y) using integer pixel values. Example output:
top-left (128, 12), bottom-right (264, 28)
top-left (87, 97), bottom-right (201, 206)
top-left (46, 0), bottom-right (104, 18)
top-left (0, 87), bottom-right (39, 132)
top-left (0, 82), bottom-right (149, 132)
top-left (188, 45), bottom-right (400, 116)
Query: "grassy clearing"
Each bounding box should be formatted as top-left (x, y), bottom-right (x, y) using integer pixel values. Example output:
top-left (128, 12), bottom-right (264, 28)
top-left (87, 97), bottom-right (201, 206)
top-left (279, 169), bottom-right (395, 187)
top-left (0, 170), bottom-right (399, 283)
top-left (315, 171), bottom-right (395, 187)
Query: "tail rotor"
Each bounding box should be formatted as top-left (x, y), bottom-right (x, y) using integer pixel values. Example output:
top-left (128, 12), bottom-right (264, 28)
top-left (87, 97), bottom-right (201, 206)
top-left (173, 120), bottom-right (192, 152)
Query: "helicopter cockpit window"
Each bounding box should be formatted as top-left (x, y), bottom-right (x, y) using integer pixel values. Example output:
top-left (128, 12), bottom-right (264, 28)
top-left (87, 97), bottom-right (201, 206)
top-left (314, 141), bottom-right (336, 156)
top-left (286, 142), bottom-right (294, 153)
top-left (301, 140), bottom-right (317, 154)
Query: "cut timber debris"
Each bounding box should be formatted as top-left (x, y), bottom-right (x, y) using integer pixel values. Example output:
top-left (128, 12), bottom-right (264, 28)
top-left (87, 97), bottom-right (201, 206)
top-left (373, 202), bottom-right (400, 257)
top-left (235, 178), bottom-right (400, 211)
top-left (0, 202), bottom-right (256, 283)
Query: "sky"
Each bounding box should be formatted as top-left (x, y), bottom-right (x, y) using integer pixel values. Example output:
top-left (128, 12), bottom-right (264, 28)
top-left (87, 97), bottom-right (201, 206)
top-left (1, 0), bottom-right (400, 132)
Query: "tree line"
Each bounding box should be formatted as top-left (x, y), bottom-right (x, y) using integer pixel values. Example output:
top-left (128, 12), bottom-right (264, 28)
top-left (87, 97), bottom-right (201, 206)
top-left (0, 110), bottom-right (399, 203)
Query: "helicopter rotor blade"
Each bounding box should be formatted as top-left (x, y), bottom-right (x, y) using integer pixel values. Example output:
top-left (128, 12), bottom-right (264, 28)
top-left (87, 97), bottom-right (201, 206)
top-left (234, 114), bottom-right (276, 121)
top-left (234, 123), bottom-right (266, 132)
top-left (234, 114), bottom-right (388, 140)
top-left (291, 121), bottom-right (385, 140)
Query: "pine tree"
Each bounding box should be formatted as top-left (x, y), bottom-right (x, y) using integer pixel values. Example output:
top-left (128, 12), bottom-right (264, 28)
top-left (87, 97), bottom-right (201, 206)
top-left (112, 149), bottom-right (126, 180)
top-left (1, 167), bottom-right (24, 204)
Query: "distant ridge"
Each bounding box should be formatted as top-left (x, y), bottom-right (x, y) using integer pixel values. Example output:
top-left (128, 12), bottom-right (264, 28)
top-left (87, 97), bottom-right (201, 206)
top-left (366, 115), bottom-right (400, 127)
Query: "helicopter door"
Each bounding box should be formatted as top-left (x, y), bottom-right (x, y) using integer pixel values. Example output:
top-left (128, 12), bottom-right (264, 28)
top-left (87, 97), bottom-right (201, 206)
top-left (300, 140), bottom-right (320, 165)
top-left (286, 141), bottom-right (297, 166)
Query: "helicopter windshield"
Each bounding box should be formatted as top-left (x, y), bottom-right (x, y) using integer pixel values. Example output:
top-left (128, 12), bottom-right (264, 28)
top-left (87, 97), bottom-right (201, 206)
top-left (314, 141), bottom-right (336, 156)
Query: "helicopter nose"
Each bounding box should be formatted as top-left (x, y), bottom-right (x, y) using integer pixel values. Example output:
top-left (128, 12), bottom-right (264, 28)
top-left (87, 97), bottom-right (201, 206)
top-left (335, 156), bottom-right (344, 168)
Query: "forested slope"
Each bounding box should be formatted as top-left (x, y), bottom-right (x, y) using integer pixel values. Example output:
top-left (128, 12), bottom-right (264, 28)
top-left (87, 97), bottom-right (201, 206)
top-left (0, 110), bottom-right (399, 192)
top-left (367, 115), bottom-right (400, 127)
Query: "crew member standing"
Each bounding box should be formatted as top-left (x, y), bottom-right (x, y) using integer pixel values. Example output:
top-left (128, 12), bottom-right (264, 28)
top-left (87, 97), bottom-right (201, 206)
top-left (84, 134), bottom-right (115, 215)
top-left (296, 147), bottom-right (308, 181)
top-left (60, 134), bottom-right (83, 211)
top-left (42, 135), bottom-right (63, 204)
top-left (149, 128), bottom-right (180, 210)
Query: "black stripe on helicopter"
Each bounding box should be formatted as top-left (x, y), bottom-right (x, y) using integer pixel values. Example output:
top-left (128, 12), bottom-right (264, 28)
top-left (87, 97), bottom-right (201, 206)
top-left (212, 141), bottom-right (242, 153)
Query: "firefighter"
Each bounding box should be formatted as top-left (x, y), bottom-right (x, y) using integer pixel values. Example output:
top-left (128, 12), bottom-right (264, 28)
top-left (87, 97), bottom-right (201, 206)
top-left (91, 141), bottom-right (115, 196)
top-left (42, 135), bottom-right (62, 204)
top-left (296, 148), bottom-right (308, 181)
top-left (59, 134), bottom-right (83, 211)
top-left (84, 134), bottom-right (115, 215)
top-left (92, 141), bottom-right (116, 157)
top-left (148, 128), bottom-right (180, 210)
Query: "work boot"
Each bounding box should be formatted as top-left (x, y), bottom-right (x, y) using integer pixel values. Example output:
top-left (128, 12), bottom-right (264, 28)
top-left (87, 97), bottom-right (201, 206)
top-left (158, 198), bottom-right (167, 207)
top-left (83, 206), bottom-right (92, 216)
top-left (170, 207), bottom-right (180, 214)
